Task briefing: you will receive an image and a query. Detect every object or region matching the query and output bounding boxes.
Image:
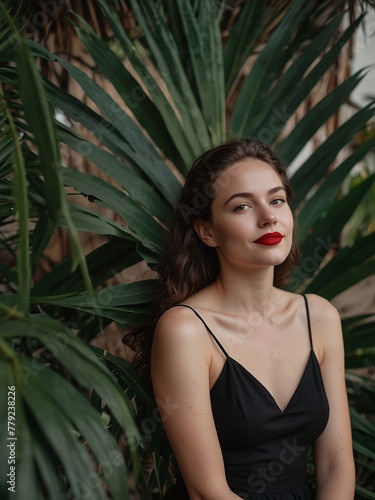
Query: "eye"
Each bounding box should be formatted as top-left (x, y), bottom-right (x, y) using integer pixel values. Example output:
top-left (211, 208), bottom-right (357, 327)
top-left (271, 198), bottom-right (286, 206)
top-left (234, 204), bottom-right (250, 212)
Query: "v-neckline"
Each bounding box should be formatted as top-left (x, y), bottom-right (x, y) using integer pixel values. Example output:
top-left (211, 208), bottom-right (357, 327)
top-left (212, 350), bottom-right (315, 414)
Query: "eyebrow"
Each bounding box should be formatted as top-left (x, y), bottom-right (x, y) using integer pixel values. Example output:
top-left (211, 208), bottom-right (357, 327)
top-left (224, 186), bottom-right (286, 206)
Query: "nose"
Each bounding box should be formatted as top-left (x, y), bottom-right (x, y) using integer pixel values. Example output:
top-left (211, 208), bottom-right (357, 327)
top-left (258, 206), bottom-right (277, 227)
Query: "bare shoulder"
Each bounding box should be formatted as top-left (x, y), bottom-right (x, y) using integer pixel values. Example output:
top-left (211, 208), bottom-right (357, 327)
top-left (303, 293), bottom-right (341, 325)
top-left (303, 293), bottom-right (343, 358)
top-left (153, 305), bottom-right (209, 351)
top-left (151, 305), bottom-right (212, 398)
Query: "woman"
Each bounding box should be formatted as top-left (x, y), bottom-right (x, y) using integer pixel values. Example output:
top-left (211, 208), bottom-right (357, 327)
top-left (136, 139), bottom-right (355, 499)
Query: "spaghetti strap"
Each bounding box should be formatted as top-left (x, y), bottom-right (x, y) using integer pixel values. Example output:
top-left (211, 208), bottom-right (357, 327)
top-left (168, 304), bottom-right (229, 358)
top-left (302, 294), bottom-right (313, 350)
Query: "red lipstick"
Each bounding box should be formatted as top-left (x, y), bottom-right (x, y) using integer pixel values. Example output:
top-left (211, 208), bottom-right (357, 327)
top-left (254, 232), bottom-right (283, 246)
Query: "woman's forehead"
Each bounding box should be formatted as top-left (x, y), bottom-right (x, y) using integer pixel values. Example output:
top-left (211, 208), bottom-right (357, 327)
top-left (212, 158), bottom-right (282, 198)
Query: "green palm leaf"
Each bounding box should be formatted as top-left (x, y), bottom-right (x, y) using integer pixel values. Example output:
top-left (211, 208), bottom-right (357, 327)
top-left (290, 174), bottom-right (375, 290)
top-left (0, 311), bottom-right (142, 459)
top-left (70, 10), bottom-right (186, 170)
top-left (291, 104), bottom-right (375, 210)
top-left (57, 124), bottom-right (172, 225)
top-left (223, 1), bottom-right (266, 94)
top-left (276, 69), bottom-right (368, 165)
top-left (26, 39), bottom-right (181, 202)
top-left (129, 0), bottom-right (212, 154)
top-left (31, 239), bottom-right (142, 296)
top-left (305, 232), bottom-right (375, 298)
top-left (251, 14), bottom-right (365, 144)
top-left (230, 0), bottom-right (311, 137)
top-left (175, 0), bottom-right (225, 144)
top-left (297, 134), bottom-right (375, 235)
top-left (60, 167), bottom-right (168, 253)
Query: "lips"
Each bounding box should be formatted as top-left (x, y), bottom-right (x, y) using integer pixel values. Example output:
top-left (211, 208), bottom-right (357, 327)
top-left (254, 232), bottom-right (283, 246)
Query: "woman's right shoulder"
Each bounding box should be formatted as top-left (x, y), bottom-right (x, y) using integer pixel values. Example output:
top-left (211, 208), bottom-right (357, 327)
top-left (154, 305), bottom-right (207, 346)
top-left (152, 306), bottom-right (212, 377)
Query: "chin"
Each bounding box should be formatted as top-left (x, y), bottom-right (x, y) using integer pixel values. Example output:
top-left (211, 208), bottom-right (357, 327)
top-left (261, 252), bottom-right (290, 267)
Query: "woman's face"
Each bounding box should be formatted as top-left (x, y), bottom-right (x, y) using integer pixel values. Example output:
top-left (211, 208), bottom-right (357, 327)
top-left (200, 158), bottom-right (294, 270)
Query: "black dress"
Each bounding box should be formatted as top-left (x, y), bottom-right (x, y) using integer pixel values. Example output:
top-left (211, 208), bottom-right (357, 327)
top-left (163, 295), bottom-right (329, 499)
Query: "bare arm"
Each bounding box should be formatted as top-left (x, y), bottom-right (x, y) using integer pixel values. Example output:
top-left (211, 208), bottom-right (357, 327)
top-left (308, 294), bottom-right (355, 500)
top-left (151, 307), bottom-right (242, 500)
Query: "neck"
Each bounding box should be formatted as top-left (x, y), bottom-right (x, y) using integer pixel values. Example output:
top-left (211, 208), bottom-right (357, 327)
top-left (213, 264), bottom-right (277, 316)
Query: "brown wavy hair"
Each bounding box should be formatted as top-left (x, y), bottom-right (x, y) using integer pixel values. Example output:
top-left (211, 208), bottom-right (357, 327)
top-left (123, 138), bottom-right (300, 386)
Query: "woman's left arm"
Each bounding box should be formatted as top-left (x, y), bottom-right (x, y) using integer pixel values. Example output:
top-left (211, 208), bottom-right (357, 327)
top-left (308, 294), bottom-right (355, 500)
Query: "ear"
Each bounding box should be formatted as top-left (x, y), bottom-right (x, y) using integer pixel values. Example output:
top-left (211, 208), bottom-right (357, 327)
top-left (194, 220), bottom-right (216, 248)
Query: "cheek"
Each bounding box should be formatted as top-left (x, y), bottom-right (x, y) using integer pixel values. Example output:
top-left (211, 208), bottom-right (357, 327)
top-left (213, 217), bottom-right (251, 242)
top-left (282, 204), bottom-right (293, 228)
top-left (285, 212), bottom-right (294, 247)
